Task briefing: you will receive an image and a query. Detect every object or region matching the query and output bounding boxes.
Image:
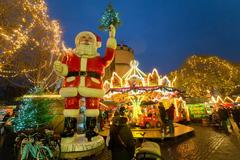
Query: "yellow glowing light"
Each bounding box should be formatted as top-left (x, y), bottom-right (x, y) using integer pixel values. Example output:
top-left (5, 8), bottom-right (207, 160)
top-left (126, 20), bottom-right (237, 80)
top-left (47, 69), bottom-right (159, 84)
top-left (122, 60), bottom-right (146, 85)
top-left (210, 95), bottom-right (240, 105)
top-left (23, 94), bottom-right (62, 99)
top-left (235, 96), bottom-right (240, 103)
top-left (104, 59), bottom-right (186, 122)
top-left (110, 72), bottom-right (123, 88)
top-left (108, 60), bottom-right (174, 89)
top-left (0, 0), bottom-right (63, 80)
top-left (169, 55), bottom-right (240, 98)
top-left (223, 96), bottom-right (234, 103)
top-left (130, 96), bottom-right (143, 120)
top-left (147, 68), bottom-right (160, 86)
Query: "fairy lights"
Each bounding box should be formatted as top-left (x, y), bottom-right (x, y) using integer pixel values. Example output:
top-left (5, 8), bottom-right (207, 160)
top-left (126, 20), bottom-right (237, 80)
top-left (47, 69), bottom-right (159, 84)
top-left (130, 96), bottom-right (143, 120)
top-left (0, 0), bottom-right (63, 90)
top-left (210, 96), bottom-right (240, 104)
top-left (104, 60), bottom-right (186, 122)
top-left (108, 60), bottom-right (175, 88)
top-left (169, 55), bottom-right (240, 98)
top-left (22, 94), bottom-right (62, 99)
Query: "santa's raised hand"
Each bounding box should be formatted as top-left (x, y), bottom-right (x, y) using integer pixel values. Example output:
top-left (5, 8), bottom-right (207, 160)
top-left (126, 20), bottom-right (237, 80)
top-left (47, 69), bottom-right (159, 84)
top-left (109, 24), bottom-right (116, 38)
top-left (107, 24), bottom-right (117, 49)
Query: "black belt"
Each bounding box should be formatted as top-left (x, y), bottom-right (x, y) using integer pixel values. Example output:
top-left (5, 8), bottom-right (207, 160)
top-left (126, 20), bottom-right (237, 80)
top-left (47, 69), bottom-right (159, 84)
top-left (67, 71), bottom-right (101, 79)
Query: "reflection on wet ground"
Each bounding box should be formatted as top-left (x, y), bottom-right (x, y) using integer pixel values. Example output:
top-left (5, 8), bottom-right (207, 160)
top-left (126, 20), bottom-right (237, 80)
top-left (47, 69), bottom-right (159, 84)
top-left (1, 124), bottom-right (239, 160)
top-left (155, 124), bottom-right (240, 160)
top-left (96, 124), bottom-right (240, 160)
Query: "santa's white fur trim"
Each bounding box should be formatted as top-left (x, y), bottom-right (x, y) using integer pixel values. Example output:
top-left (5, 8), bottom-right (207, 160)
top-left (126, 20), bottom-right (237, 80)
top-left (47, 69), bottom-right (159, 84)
top-left (80, 58), bottom-right (87, 71)
top-left (80, 58), bottom-right (87, 87)
top-left (60, 87), bottom-right (78, 97)
top-left (63, 109), bottom-right (79, 117)
top-left (85, 109), bottom-right (99, 117)
top-left (78, 87), bottom-right (104, 98)
top-left (91, 77), bottom-right (101, 84)
top-left (66, 77), bottom-right (76, 82)
top-left (106, 38), bottom-right (117, 49)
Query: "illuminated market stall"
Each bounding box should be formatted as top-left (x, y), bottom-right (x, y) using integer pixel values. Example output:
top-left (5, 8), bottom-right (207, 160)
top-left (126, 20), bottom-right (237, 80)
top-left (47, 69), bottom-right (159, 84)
top-left (103, 60), bottom-right (190, 127)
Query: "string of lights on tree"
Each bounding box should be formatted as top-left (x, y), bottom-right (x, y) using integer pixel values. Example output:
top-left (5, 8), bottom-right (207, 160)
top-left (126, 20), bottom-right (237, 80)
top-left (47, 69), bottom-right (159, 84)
top-left (0, 0), bottom-right (63, 90)
top-left (168, 55), bottom-right (240, 99)
top-left (13, 87), bottom-right (54, 132)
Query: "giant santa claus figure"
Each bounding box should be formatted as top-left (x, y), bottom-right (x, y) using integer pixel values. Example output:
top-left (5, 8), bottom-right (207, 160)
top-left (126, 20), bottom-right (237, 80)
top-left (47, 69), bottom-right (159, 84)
top-left (54, 25), bottom-right (116, 140)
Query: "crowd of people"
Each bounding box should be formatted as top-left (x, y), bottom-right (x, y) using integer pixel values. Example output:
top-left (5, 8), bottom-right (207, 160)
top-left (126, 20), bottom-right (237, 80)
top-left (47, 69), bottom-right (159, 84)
top-left (211, 105), bottom-right (240, 133)
top-left (158, 102), bottom-right (175, 136)
top-left (106, 102), bottom-right (176, 159)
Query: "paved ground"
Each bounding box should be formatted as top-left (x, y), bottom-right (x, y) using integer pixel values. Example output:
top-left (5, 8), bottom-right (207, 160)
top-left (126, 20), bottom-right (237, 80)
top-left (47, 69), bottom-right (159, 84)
top-left (159, 124), bottom-right (240, 160)
top-left (1, 123), bottom-right (240, 160)
top-left (95, 123), bottom-right (240, 160)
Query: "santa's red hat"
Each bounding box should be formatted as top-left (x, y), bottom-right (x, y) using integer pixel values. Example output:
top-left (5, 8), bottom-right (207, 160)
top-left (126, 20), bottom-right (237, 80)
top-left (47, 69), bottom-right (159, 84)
top-left (95, 33), bottom-right (102, 48)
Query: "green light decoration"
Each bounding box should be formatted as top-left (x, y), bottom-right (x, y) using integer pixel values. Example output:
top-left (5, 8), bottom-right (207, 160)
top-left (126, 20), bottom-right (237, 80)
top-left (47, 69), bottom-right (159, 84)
top-left (99, 3), bottom-right (121, 31)
top-left (130, 96), bottom-right (143, 121)
top-left (13, 87), bottom-right (54, 132)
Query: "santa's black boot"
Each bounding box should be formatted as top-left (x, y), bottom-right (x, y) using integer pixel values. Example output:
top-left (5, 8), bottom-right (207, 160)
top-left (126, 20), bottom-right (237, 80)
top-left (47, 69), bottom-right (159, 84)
top-left (61, 117), bottom-right (77, 137)
top-left (85, 117), bottom-right (98, 141)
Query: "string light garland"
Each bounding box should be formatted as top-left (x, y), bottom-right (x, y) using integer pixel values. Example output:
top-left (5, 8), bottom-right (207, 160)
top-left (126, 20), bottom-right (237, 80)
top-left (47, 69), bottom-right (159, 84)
top-left (210, 96), bottom-right (240, 104)
top-left (103, 60), bottom-right (187, 120)
top-left (0, 0), bottom-right (63, 90)
top-left (168, 55), bottom-right (240, 98)
top-left (104, 60), bottom-right (176, 89)
top-left (13, 87), bottom-right (54, 132)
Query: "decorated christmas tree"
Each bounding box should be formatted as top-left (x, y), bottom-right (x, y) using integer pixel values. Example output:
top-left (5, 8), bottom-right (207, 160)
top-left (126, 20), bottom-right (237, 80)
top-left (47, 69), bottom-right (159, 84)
top-left (99, 3), bottom-right (121, 31)
top-left (13, 87), bottom-right (54, 132)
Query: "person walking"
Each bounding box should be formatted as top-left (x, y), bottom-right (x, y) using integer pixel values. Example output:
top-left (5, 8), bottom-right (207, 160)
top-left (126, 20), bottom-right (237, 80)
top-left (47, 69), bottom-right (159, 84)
top-left (232, 106), bottom-right (240, 129)
top-left (158, 102), bottom-right (167, 135)
top-left (218, 105), bottom-right (229, 133)
top-left (166, 103), bottom-right (175, 135)
top-left (108, 107), bottom-right (135, 160)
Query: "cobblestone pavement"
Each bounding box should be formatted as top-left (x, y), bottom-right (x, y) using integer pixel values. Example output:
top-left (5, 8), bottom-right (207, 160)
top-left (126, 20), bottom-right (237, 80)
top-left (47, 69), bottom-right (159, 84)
top-left (1, 124), bottom-right (240, 160)
top-left (95, 124), bottom-right (240, 160)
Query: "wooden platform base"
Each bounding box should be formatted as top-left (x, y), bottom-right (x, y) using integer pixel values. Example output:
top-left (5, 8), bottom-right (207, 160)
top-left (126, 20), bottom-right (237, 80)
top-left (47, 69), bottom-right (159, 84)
top-left (99, 123), bottom-right (194, 139)
top-left (60, 143), bottom-right (105, 159)
top-left (60, 134), bottom-right (105, 159)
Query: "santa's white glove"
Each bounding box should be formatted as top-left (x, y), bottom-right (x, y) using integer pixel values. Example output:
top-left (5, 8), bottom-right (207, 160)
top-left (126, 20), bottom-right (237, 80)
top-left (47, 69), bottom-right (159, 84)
top-left (107, 24), bottom-right (117, 49)
top-left (53, 60), bottom-right (68, 76)
top-left (109, 24), bottom-right (116, 38)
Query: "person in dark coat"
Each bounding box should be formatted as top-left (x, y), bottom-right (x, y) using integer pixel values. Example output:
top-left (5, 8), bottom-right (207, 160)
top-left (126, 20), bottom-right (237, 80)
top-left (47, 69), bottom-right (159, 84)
top-left (158, 102), bottom-right (167, 133)
top-left (166, 103), bottom-right (175, 135)
top-left (108, 107), bottom-right (135, 160)
top-left (232, 107), bottom-right (240, 129)
top-left (218, 106), bottom-right (229, 133)
top-left (238, 107), bottom-right (240, 128)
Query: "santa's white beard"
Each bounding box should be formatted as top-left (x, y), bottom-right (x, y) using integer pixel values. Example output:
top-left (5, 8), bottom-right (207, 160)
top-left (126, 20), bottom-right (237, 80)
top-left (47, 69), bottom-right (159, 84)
top-left (75, 44), bottom-right (98, 57)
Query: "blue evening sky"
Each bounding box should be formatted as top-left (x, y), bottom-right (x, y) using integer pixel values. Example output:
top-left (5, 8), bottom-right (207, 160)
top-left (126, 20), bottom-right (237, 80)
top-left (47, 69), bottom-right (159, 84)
top-left (46, 0), bottom-right (240, 74)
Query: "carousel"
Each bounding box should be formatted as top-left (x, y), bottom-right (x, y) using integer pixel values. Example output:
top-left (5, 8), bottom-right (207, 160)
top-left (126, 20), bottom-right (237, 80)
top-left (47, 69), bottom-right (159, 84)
top-left (99, 60), bottom-right (193, 139)
top-left (102, 60), bottom-right (190, 128)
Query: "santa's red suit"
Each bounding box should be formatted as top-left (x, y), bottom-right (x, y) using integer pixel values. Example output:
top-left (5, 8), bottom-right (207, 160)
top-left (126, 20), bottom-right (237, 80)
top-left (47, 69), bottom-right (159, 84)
top-left (59, 47), bottom-right (115, 118)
